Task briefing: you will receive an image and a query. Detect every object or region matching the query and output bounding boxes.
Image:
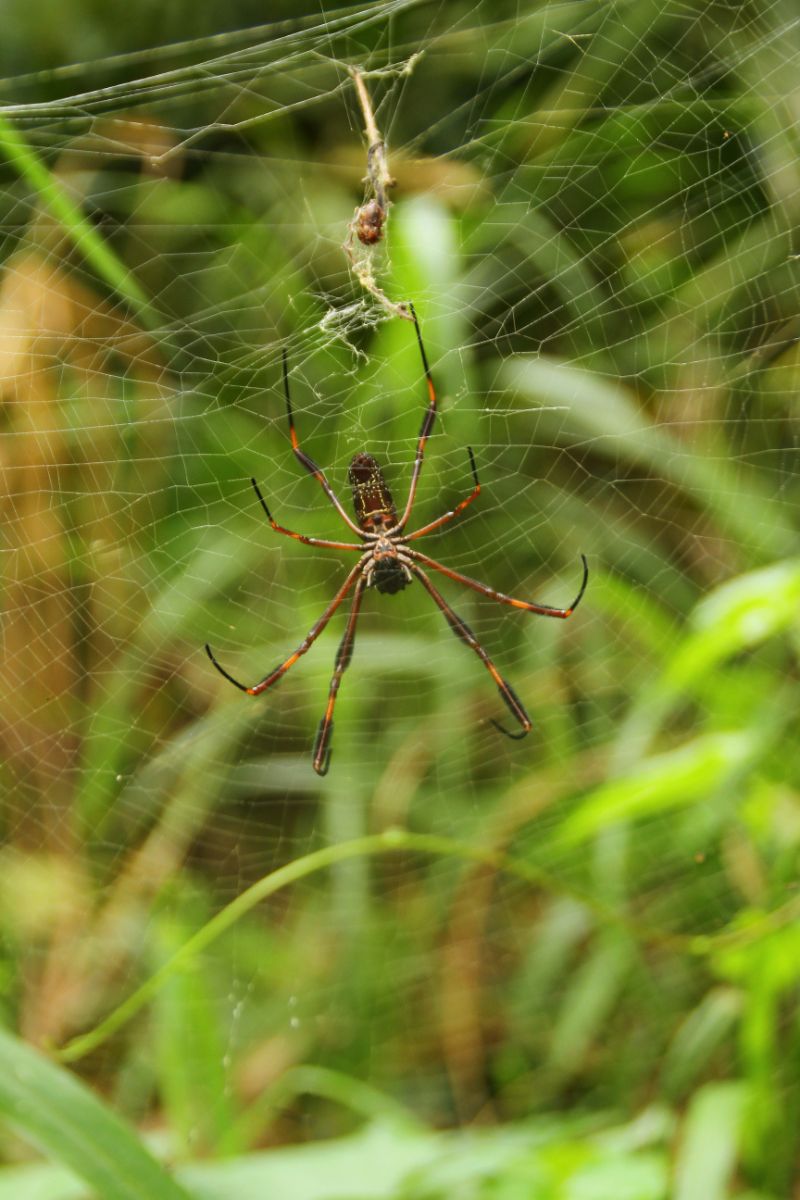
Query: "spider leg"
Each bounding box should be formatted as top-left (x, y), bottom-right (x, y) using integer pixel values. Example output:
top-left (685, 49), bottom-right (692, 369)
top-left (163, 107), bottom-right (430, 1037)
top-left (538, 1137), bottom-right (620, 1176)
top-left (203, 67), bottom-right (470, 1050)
top-left (395, 304), bottom-right (438, 531)
top-left (281, 350), bottom-right (365, 538)
top-left (408, 552), bottom-right (589, 618)
top-left (205, 559), bottom-right (366, 696)
top-left (410, 564), bottom-right (531, 739)
top-left (312, 573), bottom-right (366, 775)
top-left (251, 479), bottom-right (363, 551)
top-left (405, 447), bottom-right (480, 541)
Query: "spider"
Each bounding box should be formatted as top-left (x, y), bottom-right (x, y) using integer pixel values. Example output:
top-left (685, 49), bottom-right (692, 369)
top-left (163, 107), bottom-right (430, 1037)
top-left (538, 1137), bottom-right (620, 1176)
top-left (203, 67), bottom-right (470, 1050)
top-left (206, 305), bottom-right (588, 775)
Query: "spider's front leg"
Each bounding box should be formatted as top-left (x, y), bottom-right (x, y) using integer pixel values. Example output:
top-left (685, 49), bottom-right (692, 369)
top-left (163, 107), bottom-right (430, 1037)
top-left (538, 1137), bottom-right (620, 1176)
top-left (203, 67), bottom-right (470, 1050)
top-left (251, 478), bottom-right (363, 552)
top-left (280, 351), bottom-right (365, 538)
top-left (405, 447), bottom-right (481, 541)
top-left (395, 304), bottom-right (439, 530)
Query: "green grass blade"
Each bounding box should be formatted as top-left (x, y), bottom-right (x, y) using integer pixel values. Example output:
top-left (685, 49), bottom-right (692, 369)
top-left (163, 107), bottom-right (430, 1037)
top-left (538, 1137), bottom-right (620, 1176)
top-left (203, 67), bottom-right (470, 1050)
top-left (153, 907), bottom-right (241, 1158)
top-left (560, 733), bottom-right (756, 844)
top-left (504, 355), bottom-right (795, 557)
top-left (56, 829), bottom-right (650, 1065)
top-left (0, 114), bottom-right (158, 330)
top-left (661, 989), bottom-right (742, 1100)
top-left (673, 1082), bottom-right (746, 1200)
top-left (546, 933), bottom-right (633, 1079)
top-left (0, 1026), bottom-right (192, 1200)
top-left (613, 559), bottom-right (800, 766)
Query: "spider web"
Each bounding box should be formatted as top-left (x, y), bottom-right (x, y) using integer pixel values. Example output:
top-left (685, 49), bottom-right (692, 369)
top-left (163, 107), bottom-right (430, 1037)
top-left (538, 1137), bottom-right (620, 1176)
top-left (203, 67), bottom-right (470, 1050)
top-left (1, 0), bottom-right (799, 1187)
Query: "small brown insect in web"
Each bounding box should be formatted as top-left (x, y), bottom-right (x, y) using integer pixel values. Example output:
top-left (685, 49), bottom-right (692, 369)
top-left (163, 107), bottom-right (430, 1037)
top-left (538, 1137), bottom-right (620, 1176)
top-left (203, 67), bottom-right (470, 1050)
top-left (343, 67), bottom-right (411, 322)
top-left (354, 197), bottom-right (385, 246)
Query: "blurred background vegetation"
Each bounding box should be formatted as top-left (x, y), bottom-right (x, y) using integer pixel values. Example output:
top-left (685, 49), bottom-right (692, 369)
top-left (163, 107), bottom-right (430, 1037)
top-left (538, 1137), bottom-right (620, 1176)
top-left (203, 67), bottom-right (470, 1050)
top-left (0, 1), bottom-right (798, 1197)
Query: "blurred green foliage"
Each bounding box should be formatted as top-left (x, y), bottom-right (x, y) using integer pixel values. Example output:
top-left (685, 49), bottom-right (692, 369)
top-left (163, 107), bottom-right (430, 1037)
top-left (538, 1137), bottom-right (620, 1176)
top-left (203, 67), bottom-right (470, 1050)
top-left (0, 1), bottom-right (798, 1197)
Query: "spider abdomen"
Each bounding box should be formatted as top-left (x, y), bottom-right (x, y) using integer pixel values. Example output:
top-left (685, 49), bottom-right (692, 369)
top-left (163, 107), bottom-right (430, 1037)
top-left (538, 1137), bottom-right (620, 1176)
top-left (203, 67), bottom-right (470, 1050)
top-left (348, 452), bottom-right (397, 532)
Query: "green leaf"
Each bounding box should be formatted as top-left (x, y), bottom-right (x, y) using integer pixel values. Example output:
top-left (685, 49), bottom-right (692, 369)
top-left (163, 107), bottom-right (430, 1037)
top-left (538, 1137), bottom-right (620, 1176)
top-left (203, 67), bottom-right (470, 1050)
top-left (653, 558), bottom-right (800, 701)
top-left (0, 115), bottom-right (158, 330)
top-left (0, 1026), bottom-right (191, 1200)
top-left (503, 356), bottom-right (795, 557)
top-left (154, 907), bottom-right (241, 1158)
top-left (0, 1117), bottom-right (610, 1200)
top-left (690, 559), bottom-right (800, 650)
top-left (661, 988), bottom-right (743, 1099)
top-left (546, 934), bottom-right (633, 1078)
top-left (613, 560), bottom-right (800, 764)
top-left (673, 1083), bottom-right (746, 1200)
top-left (560, 733), bottom-right (755, 843)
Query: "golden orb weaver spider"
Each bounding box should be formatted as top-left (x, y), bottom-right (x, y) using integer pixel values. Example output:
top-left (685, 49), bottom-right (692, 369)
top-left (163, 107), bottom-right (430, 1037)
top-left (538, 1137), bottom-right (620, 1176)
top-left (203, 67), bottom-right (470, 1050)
top-left (206, 305), bottom-right (588, 775)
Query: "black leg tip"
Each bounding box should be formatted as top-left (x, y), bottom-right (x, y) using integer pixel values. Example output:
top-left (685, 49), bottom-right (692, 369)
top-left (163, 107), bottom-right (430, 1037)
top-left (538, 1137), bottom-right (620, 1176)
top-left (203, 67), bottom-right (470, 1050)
top-left (571, 554), bottom-right (589, 611)
top-left (251, 477), bottom-right (272, 519)
top-left (204, 643), bottom-right (249, 692)
top-left (466, 446), bottom-right (479, 482)
top-left (490, 717), bottom-right (530, 741)
top-left (313, 720), bottom-right (333, 776)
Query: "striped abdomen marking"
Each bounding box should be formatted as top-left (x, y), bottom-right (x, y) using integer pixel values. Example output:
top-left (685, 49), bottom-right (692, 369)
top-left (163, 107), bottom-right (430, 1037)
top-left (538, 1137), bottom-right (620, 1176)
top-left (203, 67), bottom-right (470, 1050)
top-left (348, 453), bottom-right (397, 532)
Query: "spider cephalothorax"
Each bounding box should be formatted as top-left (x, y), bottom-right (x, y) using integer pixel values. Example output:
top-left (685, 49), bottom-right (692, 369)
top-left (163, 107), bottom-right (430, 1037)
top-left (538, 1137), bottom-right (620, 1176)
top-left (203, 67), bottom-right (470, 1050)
top-left (206, 304), bottom-right (588, 775)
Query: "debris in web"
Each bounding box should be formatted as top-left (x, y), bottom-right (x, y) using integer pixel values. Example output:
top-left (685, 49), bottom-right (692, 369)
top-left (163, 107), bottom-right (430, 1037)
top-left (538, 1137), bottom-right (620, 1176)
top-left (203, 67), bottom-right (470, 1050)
top-left (343, 66), bottom-right (412, 323)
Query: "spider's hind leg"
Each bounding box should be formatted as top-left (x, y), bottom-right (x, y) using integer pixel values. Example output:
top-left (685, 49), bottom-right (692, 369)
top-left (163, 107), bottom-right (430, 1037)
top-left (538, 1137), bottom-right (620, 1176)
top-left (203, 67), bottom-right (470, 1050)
top-left (411, 564), bottom-right (532, 739)
top-left (312, 575), bottom-right (366, 775)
